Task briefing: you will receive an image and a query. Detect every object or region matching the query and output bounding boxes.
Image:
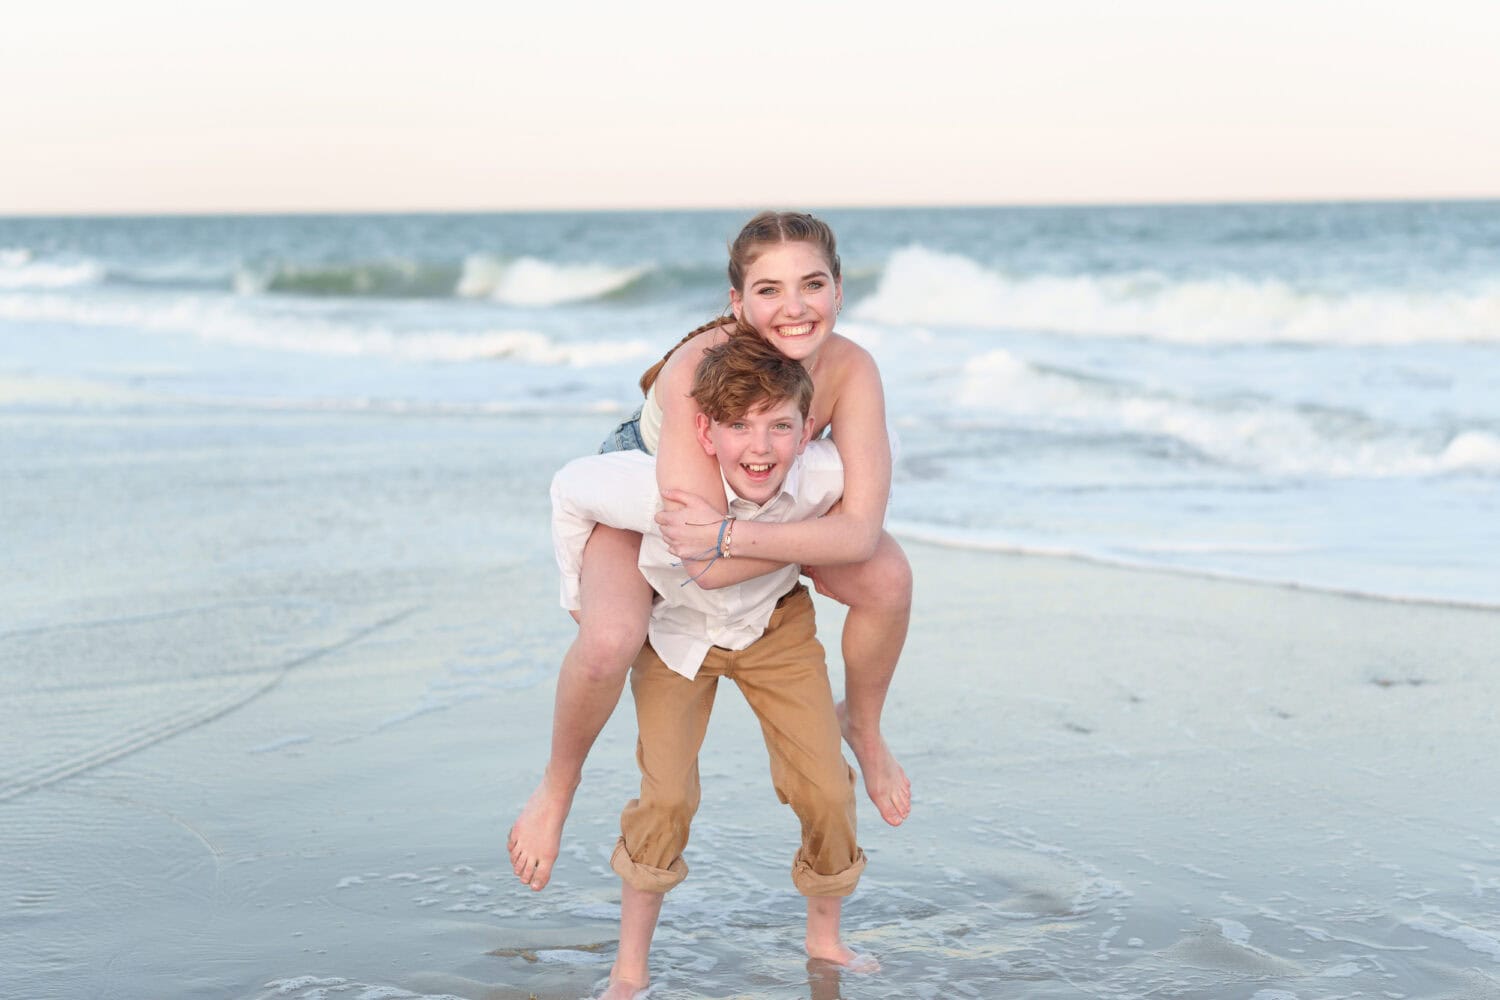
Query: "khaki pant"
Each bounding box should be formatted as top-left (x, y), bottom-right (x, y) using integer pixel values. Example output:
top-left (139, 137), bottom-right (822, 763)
top-left (610, 585), bottom-right (866, 897)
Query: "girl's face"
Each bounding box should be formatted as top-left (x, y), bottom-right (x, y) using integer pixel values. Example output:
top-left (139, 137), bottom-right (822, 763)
top-left (730, 241), bottom-right (841, 366)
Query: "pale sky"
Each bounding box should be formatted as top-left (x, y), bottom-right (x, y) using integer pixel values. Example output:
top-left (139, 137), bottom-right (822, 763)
top-left (3, 0), bottom-right (1498, 215)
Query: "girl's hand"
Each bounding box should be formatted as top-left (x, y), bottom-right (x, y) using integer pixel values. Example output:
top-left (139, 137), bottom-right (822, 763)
top-left (656, 489), bottom-right (726, 558)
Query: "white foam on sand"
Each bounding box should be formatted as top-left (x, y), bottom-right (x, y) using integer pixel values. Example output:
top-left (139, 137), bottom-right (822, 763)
top-left (1212, 917), bottom-right (1253, 947)
top-left (1405, 909), bottom-right (1500, 961)
top-left (259, 980), bottom-right (464, 1000)
top-left (0, 374), bottom-right (157, 406)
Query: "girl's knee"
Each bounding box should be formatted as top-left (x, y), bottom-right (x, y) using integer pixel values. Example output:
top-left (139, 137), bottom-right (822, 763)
top-left (573, 619), bottom-right (647, 682)
top-left (875, 540), bottom-right (914, 603)
top-left (833, 540), bottom-right (912, 612)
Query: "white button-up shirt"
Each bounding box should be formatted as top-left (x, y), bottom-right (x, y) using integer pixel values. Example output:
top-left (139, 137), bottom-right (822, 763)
top-left (550, 440), bottom-right (844, 679)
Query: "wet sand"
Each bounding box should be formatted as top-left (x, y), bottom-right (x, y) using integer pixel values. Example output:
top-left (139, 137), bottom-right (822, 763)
top-left (5, 406), bottom-right (1500, 999)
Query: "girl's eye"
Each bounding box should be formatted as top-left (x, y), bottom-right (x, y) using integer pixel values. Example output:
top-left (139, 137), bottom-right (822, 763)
top-left (806, 280), bottom-right (824, 291)
top-left (757, 286), bottom-right (778, 296)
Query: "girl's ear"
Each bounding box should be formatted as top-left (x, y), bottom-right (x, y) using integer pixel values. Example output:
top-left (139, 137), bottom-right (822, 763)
top-left (729, 287), bottom-right (743, 324)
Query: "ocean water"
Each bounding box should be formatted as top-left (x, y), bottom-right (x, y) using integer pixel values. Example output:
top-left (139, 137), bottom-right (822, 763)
top-left (3, 202), bottom-right (1497, 606)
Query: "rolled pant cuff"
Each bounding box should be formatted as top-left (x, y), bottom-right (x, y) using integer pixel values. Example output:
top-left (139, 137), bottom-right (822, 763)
top-left (610, 837), bottom-right (688, 894)
top-left (791, 847), bottom-right (867, 897)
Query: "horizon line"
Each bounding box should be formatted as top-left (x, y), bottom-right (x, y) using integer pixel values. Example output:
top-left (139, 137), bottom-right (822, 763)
top-left (4, 193), bottom-right (1499, 222)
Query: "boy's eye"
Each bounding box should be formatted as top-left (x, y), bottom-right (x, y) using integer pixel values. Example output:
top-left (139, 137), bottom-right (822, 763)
top-left (774, 422), bottom-right (794, 431)
top-left (729, 422), bottom-right (747, 430)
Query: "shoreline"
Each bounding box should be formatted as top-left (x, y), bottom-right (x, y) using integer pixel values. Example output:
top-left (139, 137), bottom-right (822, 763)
top-left (892, 521), bottom-right (1500, 614)
top-left (6, 392), bottom-right (1491, 614)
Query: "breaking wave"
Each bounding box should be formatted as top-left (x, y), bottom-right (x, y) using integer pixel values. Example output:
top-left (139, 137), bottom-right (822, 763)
top-left (455, 254), bottom-right (650, 305)
top-left (0, 248), bottom-right (105, 290)
top-left (955, 348), bottom-right (1500, 478)
top-left (855, 245), bottom-right (1500, 345)
top-left (233, 259), bottom-right (460, 298)
top-left (0, 292), bottom-right (651, 365)
top-left (0, 251), bottom-right (665, 305)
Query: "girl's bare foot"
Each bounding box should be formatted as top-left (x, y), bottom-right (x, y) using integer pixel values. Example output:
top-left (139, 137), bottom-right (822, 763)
top-left (837, 701), bottom-right (911, 826)
top-left (506, 772), bottom-right (578, 891)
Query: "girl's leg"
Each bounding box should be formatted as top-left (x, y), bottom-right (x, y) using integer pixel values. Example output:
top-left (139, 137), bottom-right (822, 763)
top-left (808, 531), bottom-right (913, 826)
top-left (599, 882), bottom-right (664, 999)
top-left (509, 525), bottom-right (653, 890)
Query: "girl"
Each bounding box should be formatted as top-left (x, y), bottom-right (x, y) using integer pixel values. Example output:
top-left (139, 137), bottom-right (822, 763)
top-left (510, 212), bottom-right (912, 892)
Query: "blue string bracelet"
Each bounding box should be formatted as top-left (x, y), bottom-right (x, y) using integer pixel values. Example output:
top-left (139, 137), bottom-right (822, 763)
top-left (674, 515), bottom-right (733, 586)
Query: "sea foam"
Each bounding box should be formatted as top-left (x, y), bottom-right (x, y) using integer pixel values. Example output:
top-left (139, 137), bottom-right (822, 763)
top-left (955, 348), bottom-right (1499, 478)
top-left (0, 252), bottom-right (105, 290)
top-left (856, 245), bottom-right (1500, 345)
top-left (0, 292), bottom-right (651, 366)
top-left (455, 254), bottom-right (645, 305)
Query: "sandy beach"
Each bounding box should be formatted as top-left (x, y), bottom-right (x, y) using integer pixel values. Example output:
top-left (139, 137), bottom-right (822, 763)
top-left (5, 401), bottom-right (1499, 1000)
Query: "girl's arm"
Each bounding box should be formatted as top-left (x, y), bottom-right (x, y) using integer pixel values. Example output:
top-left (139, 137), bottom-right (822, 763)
top-left (652, 328), bottom-right (795, 588)
top-left (659, 339), bottom-right (891, 568)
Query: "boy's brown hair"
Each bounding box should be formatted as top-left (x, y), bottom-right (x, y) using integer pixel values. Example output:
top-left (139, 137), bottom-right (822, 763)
top-left (690, 333), bottom-right (814, 424)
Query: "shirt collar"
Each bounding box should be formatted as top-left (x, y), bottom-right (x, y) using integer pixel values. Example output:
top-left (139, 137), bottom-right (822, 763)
top-left (721, 453), bottom-right (802, 512)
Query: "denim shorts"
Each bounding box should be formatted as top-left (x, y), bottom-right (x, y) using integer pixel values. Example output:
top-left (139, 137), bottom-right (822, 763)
top-left (599, 407), bottom-right (648, 454)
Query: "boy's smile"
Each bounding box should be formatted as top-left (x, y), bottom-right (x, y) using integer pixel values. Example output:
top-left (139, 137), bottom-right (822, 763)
top-left (695, 397), bottom-right (815, 506)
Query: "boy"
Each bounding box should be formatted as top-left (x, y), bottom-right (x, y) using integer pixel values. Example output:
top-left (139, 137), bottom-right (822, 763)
top-left (547, 335), bottom-right (873, 998)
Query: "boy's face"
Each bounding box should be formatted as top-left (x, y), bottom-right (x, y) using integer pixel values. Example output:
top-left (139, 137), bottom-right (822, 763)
top-left (695, 397), bottom-right (815, 505)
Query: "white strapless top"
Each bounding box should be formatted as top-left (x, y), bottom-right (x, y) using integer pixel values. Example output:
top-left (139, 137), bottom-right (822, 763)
top-left (639, 380), bottom-right (664, 454)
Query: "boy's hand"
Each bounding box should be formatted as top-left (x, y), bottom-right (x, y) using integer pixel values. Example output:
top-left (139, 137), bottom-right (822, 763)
top-left (657, 489), bottom-right (725, 558)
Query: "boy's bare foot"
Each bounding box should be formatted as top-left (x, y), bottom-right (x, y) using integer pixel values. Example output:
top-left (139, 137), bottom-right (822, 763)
top-left (507, 773), bottom-right (578, 891)
top-left (805, 938), bottom-right (881, 974)
top-left (837, 701), bottom-right (911, 826)
top-left (805, 896), bottom-right (877, 975)
top-left (596, 972), bottom-right (650, 999)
